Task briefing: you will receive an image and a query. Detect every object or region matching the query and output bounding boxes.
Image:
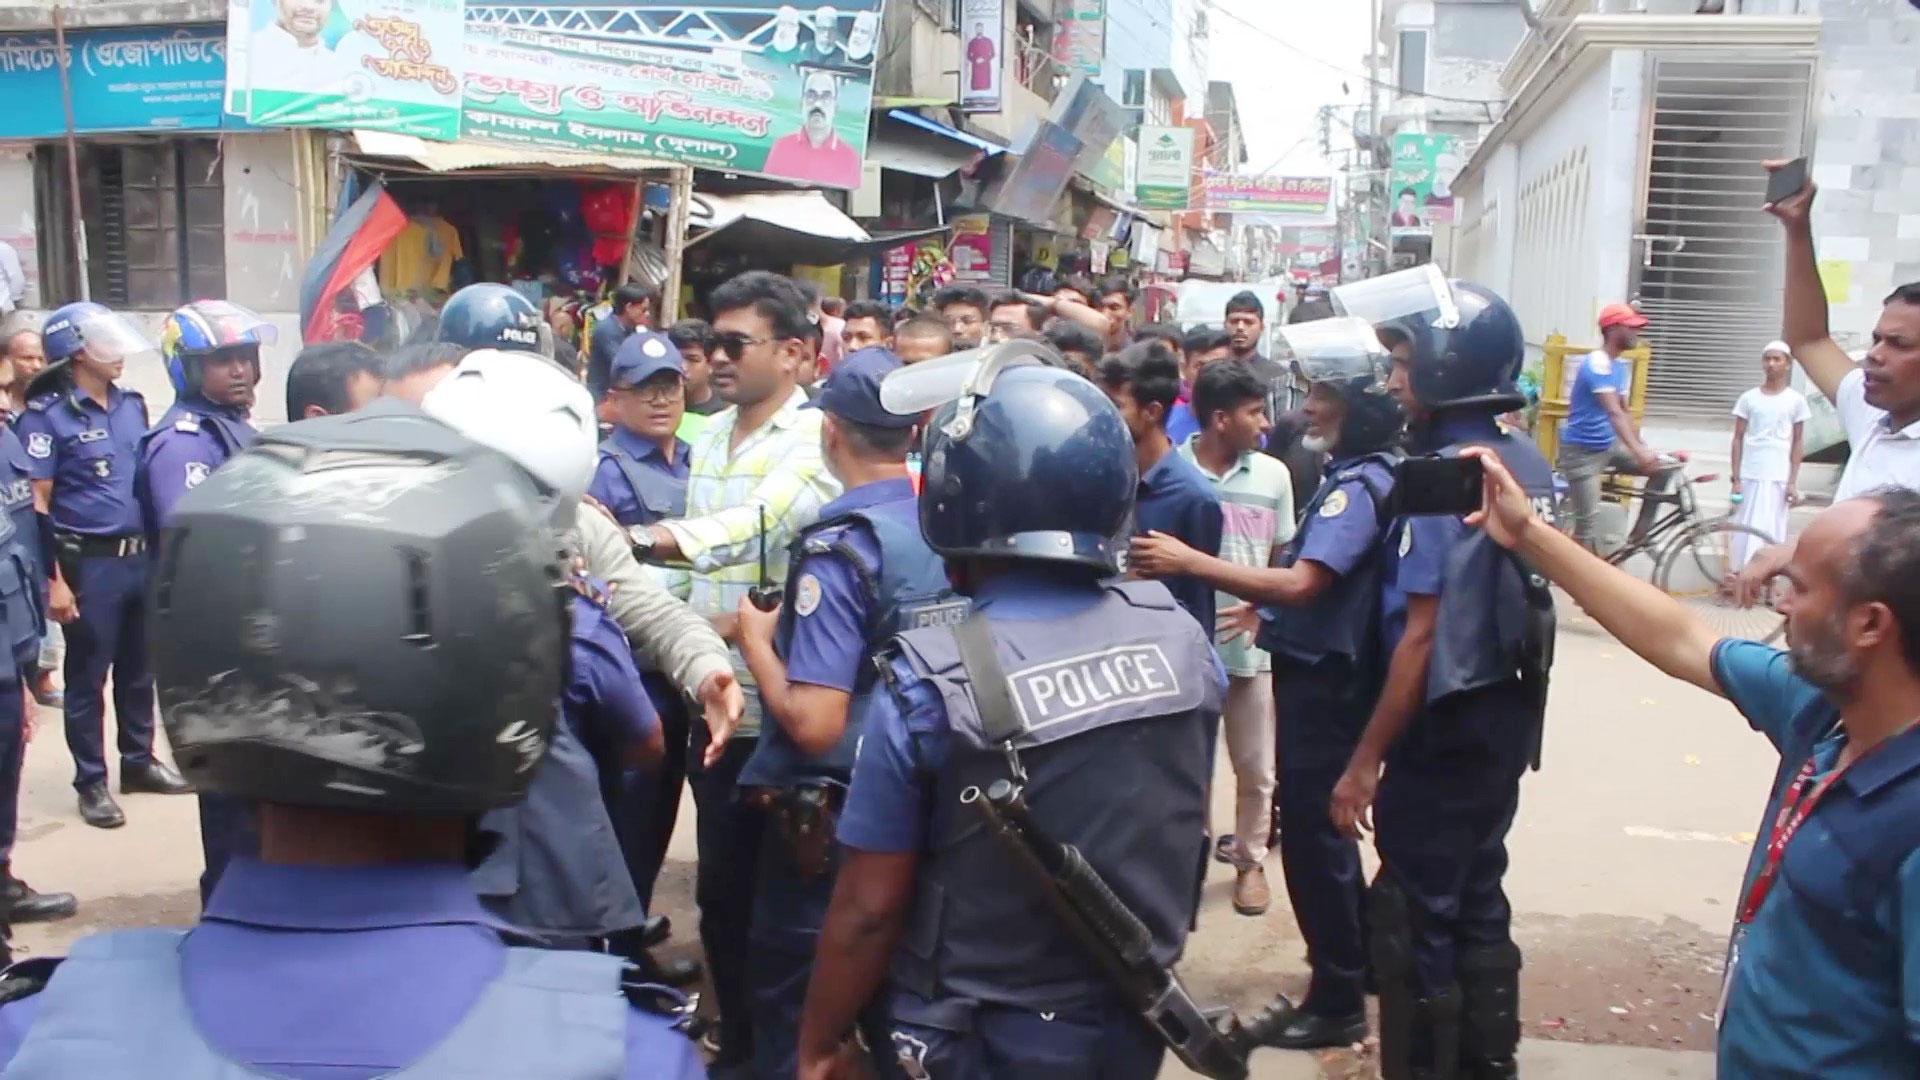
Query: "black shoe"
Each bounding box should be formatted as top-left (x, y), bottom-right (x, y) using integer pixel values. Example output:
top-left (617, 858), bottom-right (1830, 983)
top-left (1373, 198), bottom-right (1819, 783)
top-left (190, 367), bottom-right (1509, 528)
top-left (639, 913), bottom-right (671, 947)
top-left (120, 761), bottom-right (193, 795)
top-left (77, 784), bottom-right (125, 829)
top-left (1213, 834), bottom-right (1238, 864)
top-left (3, 876), bottom-right (77, 923)
top-left (1248, 996), bottom-right (1367, 1050)
top-left (636, 949), bottom-right (702, 988)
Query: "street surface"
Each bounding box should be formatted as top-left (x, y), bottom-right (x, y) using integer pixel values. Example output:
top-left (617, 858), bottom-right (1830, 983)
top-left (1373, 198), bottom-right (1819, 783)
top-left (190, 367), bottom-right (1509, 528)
top-left (6, 605), bottom-right (1762, 1078)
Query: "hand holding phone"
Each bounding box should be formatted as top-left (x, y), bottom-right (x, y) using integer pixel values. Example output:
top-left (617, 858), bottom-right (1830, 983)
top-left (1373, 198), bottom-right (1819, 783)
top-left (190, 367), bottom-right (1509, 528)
top-left (1763, 157), bottom-right (1810, 211)
top-left (1393, 454), bottom-right (1485, 517)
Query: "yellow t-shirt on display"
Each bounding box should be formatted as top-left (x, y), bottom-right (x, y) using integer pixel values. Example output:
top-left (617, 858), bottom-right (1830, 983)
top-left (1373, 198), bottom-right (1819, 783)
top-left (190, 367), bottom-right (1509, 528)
top-left (379, 216), bottom-right (464, 296)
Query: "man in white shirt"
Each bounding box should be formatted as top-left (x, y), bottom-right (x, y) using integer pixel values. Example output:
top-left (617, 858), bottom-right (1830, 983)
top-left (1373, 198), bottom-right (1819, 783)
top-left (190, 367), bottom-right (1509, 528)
top-left (1735, 163), bottom-right (1920, 597)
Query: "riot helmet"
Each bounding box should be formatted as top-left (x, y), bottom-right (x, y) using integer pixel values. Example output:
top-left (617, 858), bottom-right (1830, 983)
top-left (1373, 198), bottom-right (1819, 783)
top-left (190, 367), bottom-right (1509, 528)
top-left (885, 340), bottom-right (1136, 574)
top-left (420, 348), bottom-right (598, 530)
top-left (1417, 280), bottom-right (1526, 412)
top-left (1273, 316), bottom-right (1403, 457)
top-left (161, 300), bottom-right (275, 397)
top-left (150, 406), bottom-right (568, 815)
top-left (32, 302), bottom-right (158, 399)
top-left (436, 283), bottom-right (554, 359)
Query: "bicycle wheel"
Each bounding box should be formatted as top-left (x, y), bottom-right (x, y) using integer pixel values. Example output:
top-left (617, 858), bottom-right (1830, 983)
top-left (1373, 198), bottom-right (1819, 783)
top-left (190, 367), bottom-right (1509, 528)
top-left (1654, 520), bottom-right (1789, 643)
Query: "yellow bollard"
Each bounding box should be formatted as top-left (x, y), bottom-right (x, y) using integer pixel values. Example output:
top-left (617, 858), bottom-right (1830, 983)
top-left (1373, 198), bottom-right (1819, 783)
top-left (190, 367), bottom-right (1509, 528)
top-left (1535, 335), bottom-right (1652, 504)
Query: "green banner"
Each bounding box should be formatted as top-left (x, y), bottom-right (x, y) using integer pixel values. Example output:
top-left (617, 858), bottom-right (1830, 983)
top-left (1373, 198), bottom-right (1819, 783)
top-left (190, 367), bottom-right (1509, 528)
top-left (1389, 132), bottom-right (1464, 238)
top-left (236, 0), bottom-right (464, 140)
top-left (1135, 125), bottom-right (1193, 210)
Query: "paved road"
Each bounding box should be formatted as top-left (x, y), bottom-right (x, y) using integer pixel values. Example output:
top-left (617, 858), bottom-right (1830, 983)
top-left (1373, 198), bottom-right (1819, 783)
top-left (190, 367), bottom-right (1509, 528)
top-left (6, 608), bottom-right (1764, 1077)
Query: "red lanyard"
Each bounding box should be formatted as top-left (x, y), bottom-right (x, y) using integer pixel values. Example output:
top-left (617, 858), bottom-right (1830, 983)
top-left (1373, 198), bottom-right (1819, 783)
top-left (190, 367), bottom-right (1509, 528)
top-left (1736, 753), bottom-right (1851, 925)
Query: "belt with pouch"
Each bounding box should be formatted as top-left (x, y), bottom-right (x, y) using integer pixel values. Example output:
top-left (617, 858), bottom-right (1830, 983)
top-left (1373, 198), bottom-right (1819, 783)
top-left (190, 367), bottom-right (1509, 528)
top-left (742, 783), bottom-right (845, 878)
top-left (56, 532), bottom-right (146, 558)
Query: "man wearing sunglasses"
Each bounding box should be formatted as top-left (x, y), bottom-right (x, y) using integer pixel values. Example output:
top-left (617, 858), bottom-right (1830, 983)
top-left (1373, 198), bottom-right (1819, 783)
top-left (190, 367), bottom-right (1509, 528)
top-left (630, 271), bottom-right (841, 1071)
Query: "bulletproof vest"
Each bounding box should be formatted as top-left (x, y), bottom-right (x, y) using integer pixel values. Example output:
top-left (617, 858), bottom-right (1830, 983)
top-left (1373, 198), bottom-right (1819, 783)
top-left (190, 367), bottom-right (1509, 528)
top-left (0, 498), bottom-right (38, 679)
top-left (0, 428), bottom-right (40, 582)
top-left (472, 703), bottom-right (645, 940)
top-left (738, 497), bottom-right (959, 790)
top-left (597, 437), bottom-right (687, 527)
top-left (888, 581), bottom-right (1219, 1011)
top-left (3, 929), bottom-right (631, 1078)
top-left (141, 398), bottom-right (257, 463)
top-left (1256, 452), bottom-right (1397, 673)
top-left (1421, 431), bottom-right (1557, 710)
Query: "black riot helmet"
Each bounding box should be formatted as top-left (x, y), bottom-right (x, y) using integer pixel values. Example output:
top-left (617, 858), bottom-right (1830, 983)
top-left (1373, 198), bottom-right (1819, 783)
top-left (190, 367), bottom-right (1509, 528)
top-left (1274, 316), bottom-right (1404, 457)
top-left (149, 403), bottom-right (569, 816)
top-left (436, 283), bottom-right (554, 358)
top-left (880, 340), bottom-right (1137, 574)
top-left (1331, 267), bottom-right (1526, 414)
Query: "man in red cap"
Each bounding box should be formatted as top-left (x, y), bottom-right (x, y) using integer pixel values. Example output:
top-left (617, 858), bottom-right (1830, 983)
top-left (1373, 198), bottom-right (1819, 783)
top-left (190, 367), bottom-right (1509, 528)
top-left (1557, 303), bottom-right (1673, 551)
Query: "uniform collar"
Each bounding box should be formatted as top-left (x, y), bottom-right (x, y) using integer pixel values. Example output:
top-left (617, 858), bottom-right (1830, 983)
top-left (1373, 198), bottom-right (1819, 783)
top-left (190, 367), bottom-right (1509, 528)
top-left (1418, 412), bottom-right (1503, 451)
top-left (1323, 450), bottom-right (1387, 476)
top-left (176, 393), bottom-right (247, 421)
top-left (971, 567), bottom-right (1103, 612)
top-left (610, 424), bottom-right (686, 465)
top-left (821, 476), bottom-right (914, 517)
top-left (66, 383), bottom-right (123, 415)
top-left (1840, 722), bottom-right (1920, 799)
top-left (203, 856), bottom-right (503, 933)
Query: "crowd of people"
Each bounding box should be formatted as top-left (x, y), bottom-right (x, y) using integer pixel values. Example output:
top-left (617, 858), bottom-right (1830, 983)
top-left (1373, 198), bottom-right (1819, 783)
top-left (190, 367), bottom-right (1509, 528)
top-left (0, 155), bottom-right (1906, 1080)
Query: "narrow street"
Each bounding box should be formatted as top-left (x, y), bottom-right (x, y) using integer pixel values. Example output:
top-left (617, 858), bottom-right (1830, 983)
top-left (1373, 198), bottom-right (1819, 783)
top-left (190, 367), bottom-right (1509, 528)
top-left (7, 604), bottom-right (1766, 1079)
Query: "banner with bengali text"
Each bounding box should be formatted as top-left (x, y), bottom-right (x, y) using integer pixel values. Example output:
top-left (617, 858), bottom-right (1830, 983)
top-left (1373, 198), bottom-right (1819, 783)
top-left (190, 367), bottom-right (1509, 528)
top-left (1198, 173), bottom-right (1336, 225)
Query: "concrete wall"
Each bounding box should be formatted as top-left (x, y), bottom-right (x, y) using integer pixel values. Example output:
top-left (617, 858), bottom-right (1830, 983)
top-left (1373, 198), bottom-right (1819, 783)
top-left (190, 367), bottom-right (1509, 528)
top-left (0, 148), bottom-right (37, 309)
top-left (1808, 0), bottom-right (1920, 350)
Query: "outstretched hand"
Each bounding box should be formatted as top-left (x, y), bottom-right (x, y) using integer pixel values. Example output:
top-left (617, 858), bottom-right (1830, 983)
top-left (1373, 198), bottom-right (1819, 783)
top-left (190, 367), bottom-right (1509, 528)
top-left (1460, 445), bottom-right (1538, 549)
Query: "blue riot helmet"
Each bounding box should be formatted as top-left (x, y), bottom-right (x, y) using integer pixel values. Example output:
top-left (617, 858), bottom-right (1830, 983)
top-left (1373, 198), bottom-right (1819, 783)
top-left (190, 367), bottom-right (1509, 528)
top-left (436, 283), bottom-right (554, 359)
top-left (1414, 279), bottom-right (1527, 413)
top-left (882, 340), bottom-right (1136, 574)
top-left (1274, 316), bottom-right (1403, 456)
top-left (32, 302), bottom-right (158, 399)
top-left (161, 300), bottom-right (276, 395)
top-left (1329, 264), bottom-right (1459, 377)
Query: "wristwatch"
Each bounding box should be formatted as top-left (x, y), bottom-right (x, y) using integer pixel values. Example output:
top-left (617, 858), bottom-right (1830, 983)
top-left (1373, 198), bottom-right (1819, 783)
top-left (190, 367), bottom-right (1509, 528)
top-left (627, 525), bottom-right (657, 561)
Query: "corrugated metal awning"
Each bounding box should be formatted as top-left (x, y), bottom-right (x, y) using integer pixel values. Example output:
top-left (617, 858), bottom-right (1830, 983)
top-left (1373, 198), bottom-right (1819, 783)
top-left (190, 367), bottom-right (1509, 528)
top-left (349, 131), bottom-right (679, 176)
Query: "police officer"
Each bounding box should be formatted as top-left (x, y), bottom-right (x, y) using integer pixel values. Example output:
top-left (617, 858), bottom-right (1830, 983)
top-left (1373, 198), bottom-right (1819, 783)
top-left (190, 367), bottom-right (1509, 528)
top-left (1131, 316), bottom-right (1405, 1050)
top-left (140, 300), bottom-right (273, 901)
top-left (436, 282), bottom-right (555, 358)
top-left (0, 406), bottom-right (706, 1076)
top-left (15, 303), bottom-right (191, 830)
top-left (1327, 278), bottom-right (1552, 1080)
top-left (798, 359), bottom-right (1225, 1080)
top-left (733, 347), bottom-right (936, 1079)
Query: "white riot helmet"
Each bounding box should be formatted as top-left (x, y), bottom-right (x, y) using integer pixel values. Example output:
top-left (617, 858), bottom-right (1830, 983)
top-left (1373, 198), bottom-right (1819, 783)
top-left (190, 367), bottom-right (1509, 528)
top-left (420, 349), bottom-right (597, 528)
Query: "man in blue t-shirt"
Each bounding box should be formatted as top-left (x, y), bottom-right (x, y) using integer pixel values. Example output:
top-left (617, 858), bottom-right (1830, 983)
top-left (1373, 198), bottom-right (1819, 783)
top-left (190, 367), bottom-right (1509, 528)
top-left (1470, 446), bottom-right (1920, 1080)
top-left (1557, 304), bottom-right (1675, 551)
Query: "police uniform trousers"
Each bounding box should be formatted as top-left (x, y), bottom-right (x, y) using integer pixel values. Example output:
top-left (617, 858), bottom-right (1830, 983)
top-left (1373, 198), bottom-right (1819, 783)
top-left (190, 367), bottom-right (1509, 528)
top-left (689, 722), bottom-right (764, 1061)
top-left (59, 548), bottom-right (157, 789)
top-left (1372, 683), bottom-right (1532, 997)
top-left (887, 992), bottom-right (1164, 1080)
top-left (1271, 656), bottom-right (1370, 1018)
top-left (0, 675), bottom-right (24, 874)
top-left (609, 670), bottom-right (690, 912)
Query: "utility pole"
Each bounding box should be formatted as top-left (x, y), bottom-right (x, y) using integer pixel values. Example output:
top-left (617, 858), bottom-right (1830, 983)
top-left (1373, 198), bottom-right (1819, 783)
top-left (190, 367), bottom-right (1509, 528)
top-left (1367, 0), bottom-right (1384, 276)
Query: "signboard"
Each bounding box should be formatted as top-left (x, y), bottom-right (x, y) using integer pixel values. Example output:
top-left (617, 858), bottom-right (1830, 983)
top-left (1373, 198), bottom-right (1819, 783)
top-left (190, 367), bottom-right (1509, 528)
top-left (1050, 0), bottom-right (1105, 77)
top-left (950, 214), bottom-right (994, 282)
top-left (959, 0), bottom-right (1002, 114)
top-left (0, 25), bottom-right (241, 138)
top-left (1084, 133), bottom-right (1125, 193)
top-left (1199, 173), bottom-right (1336, 225)
top-left (989, 120), bottom-right (1079, 224)
top-left (236, 0), bottom-right (463, 138)
top-left (1390, 132), bottom-right (1464, 237)
top-left (1135, 125), bottom-right (1194, 210)
top-left (226, 1), bottom-right (889, 188)
top-left (1049, 76), bottom-right (1125, 180)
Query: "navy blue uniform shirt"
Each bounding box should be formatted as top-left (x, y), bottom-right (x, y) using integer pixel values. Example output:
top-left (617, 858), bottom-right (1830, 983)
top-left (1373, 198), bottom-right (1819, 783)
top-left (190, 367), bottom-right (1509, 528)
top-left (587, 427), bottom-right (691, 529)
top-left (15, 386), bottom-right (149, 536)
top-left (138, 396), bottom-right (257, 537)
top-left (781, 477), bottom-right (916, 693)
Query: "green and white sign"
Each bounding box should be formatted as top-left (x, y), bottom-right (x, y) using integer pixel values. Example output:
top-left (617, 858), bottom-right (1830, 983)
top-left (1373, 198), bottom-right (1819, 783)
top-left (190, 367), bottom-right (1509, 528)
top-left (235, 0), bottom-right (465, 140)
top-left (1135, 124), bottom-right (1194, 210)
top-left (1389, 132), bottom-right (1465, 238)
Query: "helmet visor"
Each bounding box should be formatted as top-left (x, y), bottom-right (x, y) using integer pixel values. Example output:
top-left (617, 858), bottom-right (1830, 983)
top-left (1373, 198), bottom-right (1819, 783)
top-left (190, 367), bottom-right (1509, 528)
top-left (184, 301), bottom-right (278, 351)
top-left (1273, 317), bottom-right (1392, 386)
top-left (75, 311), bottom-right (160, 366)
top-left (1329, 264), bottom-right (1460, 331)
top-left (878, 339), bottom-right (1057, 417)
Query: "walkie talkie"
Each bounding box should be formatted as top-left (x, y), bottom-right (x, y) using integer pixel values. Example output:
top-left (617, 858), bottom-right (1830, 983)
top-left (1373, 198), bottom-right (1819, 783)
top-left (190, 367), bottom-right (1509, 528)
top-left (748, 506), bottom-right (782, 612)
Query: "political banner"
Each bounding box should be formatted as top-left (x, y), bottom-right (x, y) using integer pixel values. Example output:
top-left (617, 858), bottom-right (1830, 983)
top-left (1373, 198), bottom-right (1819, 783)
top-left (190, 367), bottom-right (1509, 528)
top-left (958, 0), bottom-right (1002, 113)
top-left (0, 25), bottom-right (241, 138)
top-left (1050, 0), bottom-right (1105, 77)
top-left (950, 214), bottom-right (994, 282)
top-left (1135, 125), bottom-right (1194, 210)
top-left (1390, 132), bottom-right (1464, 237)
top-left (1199, 173), bottom-right (1335, 225)
top-left (241, 0), bottom-right (465, 139)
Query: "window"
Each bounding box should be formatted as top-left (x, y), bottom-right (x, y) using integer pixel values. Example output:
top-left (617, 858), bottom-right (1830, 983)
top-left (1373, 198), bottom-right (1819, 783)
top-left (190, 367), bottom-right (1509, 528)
top-left (1123, 69), bottom-right (1147, 108)
top-left (1397, 30), bottom-right (1428, 96)
top-left (36, 137), bottom-right (224, 309)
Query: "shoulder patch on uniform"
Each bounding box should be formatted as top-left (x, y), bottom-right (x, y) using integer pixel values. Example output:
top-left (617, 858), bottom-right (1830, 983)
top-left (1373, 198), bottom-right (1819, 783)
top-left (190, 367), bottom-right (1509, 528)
top-left (24, 432), bottom-right (50, 459)
top-left (793, 573), bottom-right (822, 616)
top-left (23, 396), bottom-right (51, 413)
top-left (1319, 488), bottom-right (1349, 519)
top-left (184, 461), bottom-right (210, 488)
top-left (174, 414), bottom-right (201, 433)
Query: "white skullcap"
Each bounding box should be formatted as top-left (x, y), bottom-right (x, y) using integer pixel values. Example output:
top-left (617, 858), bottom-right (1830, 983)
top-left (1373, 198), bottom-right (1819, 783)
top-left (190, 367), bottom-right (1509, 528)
top-left (1762, 340), bottom-right (1793, 358)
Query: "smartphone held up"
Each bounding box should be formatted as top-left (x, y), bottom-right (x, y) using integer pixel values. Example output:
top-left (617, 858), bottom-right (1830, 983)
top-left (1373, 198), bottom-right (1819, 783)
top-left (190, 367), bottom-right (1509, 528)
top-left (1394, 455), bottom-right (1485, 518)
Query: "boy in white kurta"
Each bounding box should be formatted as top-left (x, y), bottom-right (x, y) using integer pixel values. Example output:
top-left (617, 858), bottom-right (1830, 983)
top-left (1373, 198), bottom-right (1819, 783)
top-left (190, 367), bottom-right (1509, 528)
top-left (1729, 341), bottom-right (1810, 567)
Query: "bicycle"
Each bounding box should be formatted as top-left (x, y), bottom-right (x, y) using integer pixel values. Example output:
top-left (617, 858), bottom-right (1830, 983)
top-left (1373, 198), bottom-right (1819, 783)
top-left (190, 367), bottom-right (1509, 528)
top-left (1556, 453), bottom-right (1787, 643)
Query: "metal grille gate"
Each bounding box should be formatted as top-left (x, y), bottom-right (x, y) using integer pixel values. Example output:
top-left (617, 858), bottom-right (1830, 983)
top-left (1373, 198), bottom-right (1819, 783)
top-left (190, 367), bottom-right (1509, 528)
top-left (1632, 56), bottom-right (1813, 418)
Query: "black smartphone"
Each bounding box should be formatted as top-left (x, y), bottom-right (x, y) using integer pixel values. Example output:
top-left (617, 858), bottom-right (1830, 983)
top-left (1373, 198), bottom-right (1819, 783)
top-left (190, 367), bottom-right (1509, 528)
top-left (1393, 454), bottom-right (1485, 517)
top-left (1765, 157), bottom-right (1809, 206)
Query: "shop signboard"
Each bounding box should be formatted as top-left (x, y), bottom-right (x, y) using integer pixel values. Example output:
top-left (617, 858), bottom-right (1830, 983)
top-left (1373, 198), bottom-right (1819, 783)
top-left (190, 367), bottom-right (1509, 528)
top-left (1389, 132), bottom-right (1464, 238)
top-left (0, 24), bottom-right (242, 138)
top-left (880, 242), bottom-right (914, 303)
top-left (1134, 125), bottom-right (1193, 210)
top-left (950, 214), bottom-right (994, 282)
top-left (235, 0), bottom-right (465, 139)
top-left (1199, 173), bottom-right (1335, 225)
top-left (958, 0), bottom-right (1002, 114)
top-left (226, 1), bottom-right (891, 189)
top-left (1050, 0), bottom-right (1106, 77)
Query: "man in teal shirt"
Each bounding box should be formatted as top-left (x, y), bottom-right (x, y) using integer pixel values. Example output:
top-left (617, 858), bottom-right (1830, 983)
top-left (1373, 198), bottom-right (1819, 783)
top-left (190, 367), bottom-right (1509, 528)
top-left (1469, 451), bottom-right (1920, 1079)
